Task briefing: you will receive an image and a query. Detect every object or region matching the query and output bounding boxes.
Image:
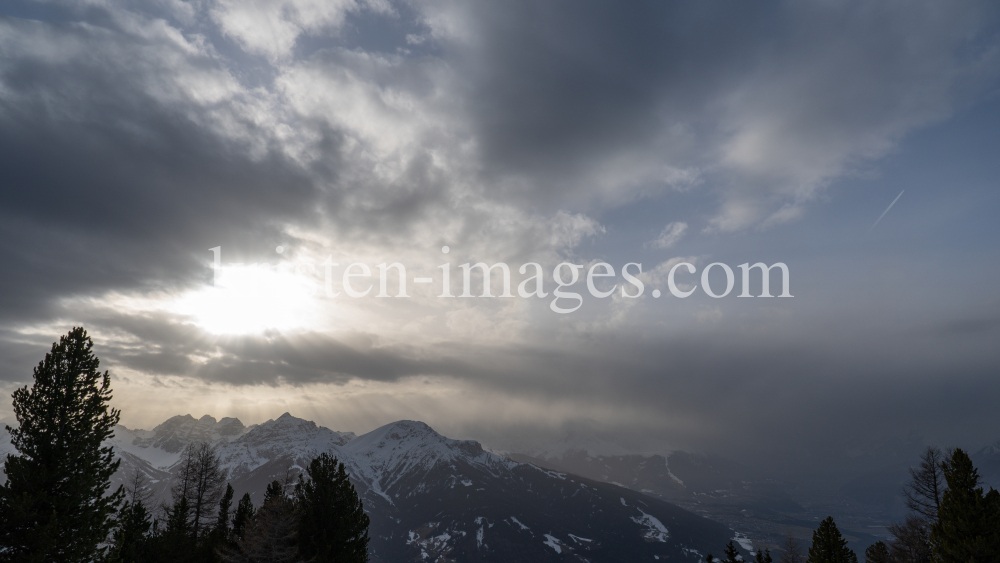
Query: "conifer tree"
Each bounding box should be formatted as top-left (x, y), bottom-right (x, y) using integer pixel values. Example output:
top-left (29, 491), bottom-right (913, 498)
top-left (755, 548), bottom-right (773, 563)
top-left (107, 472), bottom-right (154, 563)
top-left (232, 493), bottom-right (256, 542)
top-left (863, 541), bottom-right (889, 563)
top-left (215, 484), bottom-right (235, 539)
top-left (930, 448), bottom-right (1000, 562)
top-left (722, 541), bottom-right (741, 563)
top-left (264, 480), bottom-right (284, 505)
top-left (0, 327), bottom-right (123, 563)
top-left (220, 484), bottom-right (297, 563)
top-left (807, 517), bottom-right (857, 563)
top-left (151, 495), bottom-right (195, 562)
top-left (295, 453), bottom-right (370, 563)
top-left (108, 499), bottom-right (152, 563)
top-left (190, 483), bottom-right (235, 563)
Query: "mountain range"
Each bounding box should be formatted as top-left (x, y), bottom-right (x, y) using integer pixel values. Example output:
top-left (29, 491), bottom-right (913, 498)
top-left (1, 414), bottom-right (739, 562)
top-left (6, 412), bottom-right (999, 558)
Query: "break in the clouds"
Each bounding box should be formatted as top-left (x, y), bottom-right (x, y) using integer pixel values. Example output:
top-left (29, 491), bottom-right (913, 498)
top-left (1, 0), bottom-right (999, 475)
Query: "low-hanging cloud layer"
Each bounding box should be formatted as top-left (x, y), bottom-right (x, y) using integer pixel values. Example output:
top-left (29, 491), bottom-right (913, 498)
top-left (1, 0), bottom-right (999, 476)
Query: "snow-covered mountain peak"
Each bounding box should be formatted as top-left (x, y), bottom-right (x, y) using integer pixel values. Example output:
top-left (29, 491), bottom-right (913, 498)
top-left (342, 421), bottom-right (515, 494)
top-left (233, 413), bottom-right (355, 449)
top-left (211, 413), bottom-right (356, 485)
top-left (347, 420), bottom-right (445, 449)
top-left (216, 417), bottom-right (246, 437)
top-left (127, 414), bottom-right (248, 454)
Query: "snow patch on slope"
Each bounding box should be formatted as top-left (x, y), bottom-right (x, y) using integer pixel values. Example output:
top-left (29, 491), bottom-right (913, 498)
top-left (632, 509), bottom-right (670, 542)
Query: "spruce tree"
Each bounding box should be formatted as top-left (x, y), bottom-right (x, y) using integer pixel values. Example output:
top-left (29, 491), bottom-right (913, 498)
top-left (0, 327), bottom-right (123, 563)
top-left (863, 541), bottom-right (889, 563)
top-left (723, 541), bottom-right (740, 563)
top-left (107, 470), bottom-right (154, 563)
top-left (295, 453), bottom-right (370, 563)
top-left (930, 448), bottom-right (1000, 562)
top-left (192, 483), bottom-right (235, 563)
top-left (215, 484), bottom-right (235, 539)
top-left (264, 480), bottom-right (284, 505)
top-left (219, 490), bottom-right (297, 563)
top-left (153, 495), bottom-right (195, 562)
top-left (232, 493), bottom-right (256, 542)
top-left (107, 498), bottom-right (152, 563)
top-left (807, 517), bottom-right (857, 563)
top-left (755, 548), bottom-right (773, 563)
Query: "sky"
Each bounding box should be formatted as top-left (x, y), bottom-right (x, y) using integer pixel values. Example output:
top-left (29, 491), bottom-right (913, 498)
top-left (1, 0), bottom-right (999, 478)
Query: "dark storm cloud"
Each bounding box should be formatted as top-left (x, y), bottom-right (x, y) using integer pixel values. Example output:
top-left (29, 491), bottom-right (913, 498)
top-left (448, 1), bottom-right (764, 178)
top-left (417, 0), bottom-right (998, 223)
top-left (0, 15), bottom-right (328, 326)
top-left (189, 331), bottom-right (472, 386)
top-left (41, 304), bottom-right (477, 386)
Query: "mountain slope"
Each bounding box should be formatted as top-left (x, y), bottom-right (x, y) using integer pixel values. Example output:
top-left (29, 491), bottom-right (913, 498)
top-left (2, 415), bottom-right (736, 561)
top-left (345, 421), bottom-right (732, 562)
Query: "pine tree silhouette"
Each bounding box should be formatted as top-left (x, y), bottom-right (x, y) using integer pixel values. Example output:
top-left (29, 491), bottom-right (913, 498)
top-left (295, 453), bottom-right (370, 563)
top-left (807, 517), bottom-right (857, 563)
top-left (930, 448), bottom-right (1000, 562)
top-left (0, 327), bottom-right (123, 562)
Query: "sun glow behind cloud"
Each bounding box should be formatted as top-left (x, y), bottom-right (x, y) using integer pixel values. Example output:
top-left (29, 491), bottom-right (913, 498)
top-left (171, 263), bottom-right (322, 335)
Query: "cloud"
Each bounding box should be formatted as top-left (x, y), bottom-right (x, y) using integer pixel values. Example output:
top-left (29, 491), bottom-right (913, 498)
top-left (1, 0), bottom-right (999, 485)
top-left (648, 222), bottom-right (688, 249)
top-left (409, 0), bottom-right (998, 227)
top-left (211, 0), bottom-right (394, 60)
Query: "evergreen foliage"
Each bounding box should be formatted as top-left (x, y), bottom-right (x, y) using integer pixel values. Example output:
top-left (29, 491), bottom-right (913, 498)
top-left (295, 453), bottom-right (370, 563)
top-left (863, 541), bottom-right (889, 563)
top-left (156, 495), bottom-right (195, 561)
top-left (215, 484), bottom-right (234, 540)
top-left (0, 330), bottom-right (376, 563)
top-left (722, 540), bottom-right (740, 563)
top-left (807, 517), bottom-right (857, 563)
top-left (264, 481), bottom-right (284, 505)
top-left (107, 473), bottom-right (154, 563)
top-left (755, 548), bottom-right (773, 563)
top-left (231, 493), bottom-right (256, 544)
top-left (219, 483), bottom-right (297, 563)
top-left (930, 448), bottom-right (1000, 562)
top-left (0, 327), bottom-right (123, 563)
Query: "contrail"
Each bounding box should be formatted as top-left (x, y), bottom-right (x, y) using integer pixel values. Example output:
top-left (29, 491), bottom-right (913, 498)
top-left (870, 190), bottom-right (904, 232)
